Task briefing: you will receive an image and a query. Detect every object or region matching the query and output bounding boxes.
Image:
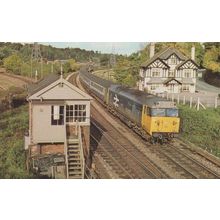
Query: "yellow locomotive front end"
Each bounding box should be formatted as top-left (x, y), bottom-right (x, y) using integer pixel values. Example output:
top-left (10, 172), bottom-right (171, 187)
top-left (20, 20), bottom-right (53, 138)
top-left (142, 101), bottom-right (180, 143)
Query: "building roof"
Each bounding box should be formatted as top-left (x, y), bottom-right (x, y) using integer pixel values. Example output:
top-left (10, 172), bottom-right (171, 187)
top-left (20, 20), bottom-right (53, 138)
top-left (181, 78), bottom-right (194, 84)
top-left (27, 73), bottom-right (92, 101)
top-left (141, 47), bottom-right (188, 68)
top-left (164, 78), bottom-right (182, 85)
top-left (27, 74), bottom-right (60, 96)
top-left (175, 59), bottom-right (199, 70)
top-left (147, 78), bottom-right (166, 84)
top-left (159, 47), bottom-right (187, 60)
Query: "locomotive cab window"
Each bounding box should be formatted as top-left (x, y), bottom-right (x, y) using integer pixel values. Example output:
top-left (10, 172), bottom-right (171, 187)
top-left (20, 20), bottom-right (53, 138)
top-left (150, 108), bottom-right (166, 117)
top-left (166, 109), bottom-right (179, 117)
top-left (144, 106), bottom-right (150, 115)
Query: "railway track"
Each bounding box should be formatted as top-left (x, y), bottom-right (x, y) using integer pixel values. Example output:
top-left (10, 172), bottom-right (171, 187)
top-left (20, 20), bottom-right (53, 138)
top-left (69, 72), bottom-right (220, 179)
top-left (91, 119), bottom-right (167, 179)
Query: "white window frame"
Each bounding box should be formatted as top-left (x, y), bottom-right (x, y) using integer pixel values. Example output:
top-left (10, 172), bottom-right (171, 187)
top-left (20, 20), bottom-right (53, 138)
top-left (184, 69), bottom-right (192, 78)
top-left (151, 69), bottom-right (161, 77)
top-left (66, 104), bottom-right (87, 123)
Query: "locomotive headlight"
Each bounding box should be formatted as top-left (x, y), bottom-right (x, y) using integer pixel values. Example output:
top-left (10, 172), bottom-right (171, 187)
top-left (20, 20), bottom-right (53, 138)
top-left (173, 121), bottom-right (177, 126)
top-left (155, 120), bottom-right (160, 126)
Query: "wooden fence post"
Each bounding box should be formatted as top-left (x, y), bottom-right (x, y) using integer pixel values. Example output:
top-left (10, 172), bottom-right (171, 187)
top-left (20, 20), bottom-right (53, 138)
top-left (183, 96), bottom-right (186, 105)
top-left (177, 94), bottom-right (180, 104)
top-left (190, 97), bottom-right (193, 108)
top-left (215, 97), bottom-right (218, 108)
top-left (197, 97), bottom-right (200, 111)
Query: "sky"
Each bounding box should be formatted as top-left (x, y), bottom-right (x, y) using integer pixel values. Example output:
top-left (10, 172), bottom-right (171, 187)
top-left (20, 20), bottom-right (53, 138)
top-left (41, 42), bottom-right (148, 55)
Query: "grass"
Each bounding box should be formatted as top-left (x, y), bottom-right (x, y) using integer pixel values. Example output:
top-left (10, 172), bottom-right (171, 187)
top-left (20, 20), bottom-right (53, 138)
top-left (93, 69), bottom-right (116, 82)
top-left (179, 105), bottom-right (220, 157)
top-left (0, 105), bottom-right (32, 178)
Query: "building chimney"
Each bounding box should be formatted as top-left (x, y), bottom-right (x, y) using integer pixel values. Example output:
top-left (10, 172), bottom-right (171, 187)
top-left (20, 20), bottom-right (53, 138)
top-left (149, 42), bottom-right (155, 58)
top-left (191, 45), bottom-right (195, 61)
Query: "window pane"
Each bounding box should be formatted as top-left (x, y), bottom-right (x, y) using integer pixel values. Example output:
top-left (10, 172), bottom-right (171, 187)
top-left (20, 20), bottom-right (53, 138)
top-left (151, 108), bottom-right (166, 116)
top-left (51, 106), bottom-right (54, 114)
top-left (166, 109), bottom-right (179, 117)
top-left (60, 106), bottom-right (64, 114)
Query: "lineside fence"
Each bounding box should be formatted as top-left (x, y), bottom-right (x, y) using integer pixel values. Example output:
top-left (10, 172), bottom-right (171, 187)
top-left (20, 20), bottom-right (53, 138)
top-left (155, 92), bottom-right (220, 110)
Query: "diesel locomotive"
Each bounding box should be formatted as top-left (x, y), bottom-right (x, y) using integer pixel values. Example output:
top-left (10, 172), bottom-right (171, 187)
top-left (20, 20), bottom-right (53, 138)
top-left (79, 69), bottom-right (180, 143)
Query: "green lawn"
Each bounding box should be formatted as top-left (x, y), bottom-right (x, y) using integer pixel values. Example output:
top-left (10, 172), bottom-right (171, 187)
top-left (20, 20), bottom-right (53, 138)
top-left (179, 105), bottom-right (220, 157)
top-left (0, 105), bottom-right (32, 178)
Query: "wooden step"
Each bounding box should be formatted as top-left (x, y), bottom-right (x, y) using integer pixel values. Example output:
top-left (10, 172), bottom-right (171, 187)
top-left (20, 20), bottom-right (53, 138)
top-left (68, 145), bottom-right (79, 148)
top-left (69, 171), bottom-right (83, 176)
top-left (68, 161), bottom-right (81, 165)
top-left (68, 156), bottom-right (80, 160)
top-left (68, 165), bottom-right (82, 172)
top-left (67, 139), bottom-right (79, 144)
top-left (69, 175), bottom-right (83, 179)
top-left (68, 158), bottom-right (80, 162)
top-left (69, 167), bottom-right (82, 171)
top-left (68, 149), bottom-right (80, 153)
top-left (68, 161), bottom-right (81, 164)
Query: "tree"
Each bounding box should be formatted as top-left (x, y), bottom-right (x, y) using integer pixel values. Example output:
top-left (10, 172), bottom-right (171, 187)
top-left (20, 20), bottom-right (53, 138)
top-left (3, 54), bottom-right (23, 74)
top-left (114, 57), bottom-right (139, 87)
top-left (203, 46), bottom-right (220, 72)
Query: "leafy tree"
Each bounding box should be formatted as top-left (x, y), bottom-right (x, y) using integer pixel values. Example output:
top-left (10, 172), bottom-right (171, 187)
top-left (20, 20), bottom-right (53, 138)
top-left (203, 46), bottom-right (220, 72)
top-left (3, 54), bottom-right (23, 74)
top-left (114, 57), bottom-right (139, 86)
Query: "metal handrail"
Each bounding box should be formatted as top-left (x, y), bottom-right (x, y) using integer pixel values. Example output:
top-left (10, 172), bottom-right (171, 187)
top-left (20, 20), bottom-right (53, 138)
top-left (77, 122), bottom-right (85, 179)
top-left (64, 126), bottom-right (69, 179)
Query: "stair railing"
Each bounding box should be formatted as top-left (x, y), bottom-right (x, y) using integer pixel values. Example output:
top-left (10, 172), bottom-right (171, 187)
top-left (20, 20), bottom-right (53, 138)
top-left (77, 121), bottom-right (85, 179)
top-left (64, 126), bottom-right (69, 179)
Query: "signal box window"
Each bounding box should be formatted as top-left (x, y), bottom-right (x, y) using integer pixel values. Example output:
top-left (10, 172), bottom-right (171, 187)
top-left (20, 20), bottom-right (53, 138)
top-left (66, 105), bottom-right (86, 123)
top-left (51, 105), bottom-right (64, 125)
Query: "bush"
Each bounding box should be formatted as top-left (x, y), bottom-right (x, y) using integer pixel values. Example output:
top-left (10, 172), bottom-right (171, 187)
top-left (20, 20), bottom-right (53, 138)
top-left (0, 105), bottom-right (33, 178)
top-left (179, 105), bottom-right (220, 156)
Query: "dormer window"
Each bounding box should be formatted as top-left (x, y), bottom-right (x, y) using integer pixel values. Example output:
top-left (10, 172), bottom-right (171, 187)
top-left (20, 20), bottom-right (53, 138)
top-left (168, 70), bottom-right (175, 77)
top-left (169, 58), bottom-right (176, 65)
top-left (151, 69), bottom-right (160, 77)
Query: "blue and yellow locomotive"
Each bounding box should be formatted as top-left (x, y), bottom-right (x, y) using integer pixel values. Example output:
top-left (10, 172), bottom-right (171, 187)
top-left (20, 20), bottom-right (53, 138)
top-left (79, 69), bottom-right (180, 143)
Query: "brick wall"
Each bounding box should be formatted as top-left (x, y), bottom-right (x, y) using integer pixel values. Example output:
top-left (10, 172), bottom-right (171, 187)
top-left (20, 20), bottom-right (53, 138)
top-left (30, 144), bottom-right (64, 157)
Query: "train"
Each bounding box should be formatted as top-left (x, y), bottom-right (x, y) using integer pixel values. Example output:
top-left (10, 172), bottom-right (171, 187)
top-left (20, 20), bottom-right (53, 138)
top-left (79, 68), bottom-right (180, 143)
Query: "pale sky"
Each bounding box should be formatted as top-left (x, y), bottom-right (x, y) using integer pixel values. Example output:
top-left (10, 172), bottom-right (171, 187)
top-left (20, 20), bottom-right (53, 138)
top-left (41, 42), bottom-right (148, 55)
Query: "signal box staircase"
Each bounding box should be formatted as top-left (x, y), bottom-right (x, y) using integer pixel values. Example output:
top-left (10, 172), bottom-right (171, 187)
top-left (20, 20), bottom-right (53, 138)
top-left (65, 124), bottom-right (85, 179)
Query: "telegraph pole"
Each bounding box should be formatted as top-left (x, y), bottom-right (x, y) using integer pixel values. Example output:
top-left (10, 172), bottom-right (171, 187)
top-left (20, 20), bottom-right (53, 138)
top-left (109, 43), bottom-right (116, 80)
top-left (31, 42), bottom-right (43, 80)
top-left (51, 62), bottom-right (54, 74)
